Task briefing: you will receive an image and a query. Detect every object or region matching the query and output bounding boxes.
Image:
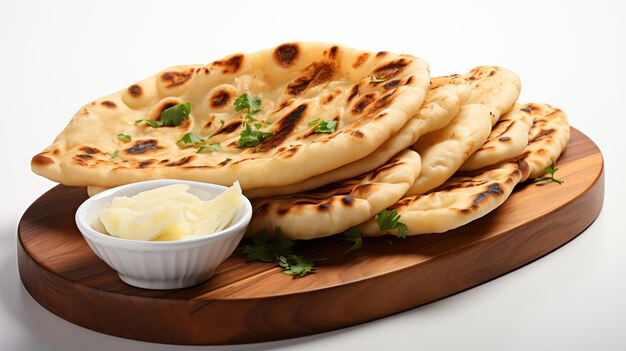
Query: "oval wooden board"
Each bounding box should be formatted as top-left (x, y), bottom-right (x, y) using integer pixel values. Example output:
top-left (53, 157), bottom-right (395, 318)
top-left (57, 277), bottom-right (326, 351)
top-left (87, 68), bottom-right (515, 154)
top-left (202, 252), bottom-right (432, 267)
top-left (18, 128), bottom-right (604, 345)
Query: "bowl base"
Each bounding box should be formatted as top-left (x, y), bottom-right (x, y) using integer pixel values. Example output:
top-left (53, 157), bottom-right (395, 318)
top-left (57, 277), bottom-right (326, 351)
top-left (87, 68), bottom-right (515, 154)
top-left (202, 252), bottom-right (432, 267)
top-left (118, 273), bottom-right (213, 290)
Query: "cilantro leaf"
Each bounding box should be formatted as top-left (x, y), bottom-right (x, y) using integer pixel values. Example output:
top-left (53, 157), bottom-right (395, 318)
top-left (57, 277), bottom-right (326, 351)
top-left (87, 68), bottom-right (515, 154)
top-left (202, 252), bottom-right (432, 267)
top-left (117, 133), bottom-right (131, 142)
top-left (197, 142), bottom-right (221, 153)
top-left (220, 119), bottom-right (225, 126)
top-left (278, 255), bottom-right (316, 278)
top-left (160, 102), bottom-right (191, 127)
top-left (371, 74), bottom-right (386, 83)
top-left (271, 227), bottom-right (295, 256)
top-left (107, 150), bottom-right (119, 159)
top-left (240, 230), bottom-right (275, 262)
top-left (246, 113), bottom-right (258, 123)
top-left (240, 228), bottom-right (294, 262)
top-left (534, 162), bottom-right (564, 185)
top-left (177, 132), bottom-right (205, 146)
top-left (240, 227), bottom-right (318, 278)
top-left (315, 120), bottom-right (337, 134)
top-left (238, 123), bottom-right (274, 148)
top-left (234, 93), bottom-right (261, 114)
top-left (396, 222), bottom-right (408, 239)
top-left (343, 227), bottom-right (363, 253)
top-left (308, 118), bottom-right (321, 127)
top-left (375, 209), bottom-right (409, 238)
top-left (134, 119), bottom-right (162, 128)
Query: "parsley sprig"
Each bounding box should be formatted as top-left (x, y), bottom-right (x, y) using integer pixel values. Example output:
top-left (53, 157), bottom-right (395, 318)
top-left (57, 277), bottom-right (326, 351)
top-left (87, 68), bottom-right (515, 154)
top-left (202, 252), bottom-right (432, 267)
top-left (117, 133), bottom-right (131, 142)
top-left (234, 93), bottom-right (261, 114)
top-left (134, 102), bottom-right (191, 128)
top-left (278, 255), bottom-right (316, 278)
top-left (375, 209), bottom-right (408, 238)
top-left (343, 227), bottom-right (363, 253)
top-left (177, 132), bottom-right (205, 146)
top-left (197, 142), bottom-right (221, 153)
top-left (235, 93), bottom-right (262, 122)
top-left (308, 118), bottom-right (338, 134)
top-left (233, 93), bottom-right (274, 148)
top-left (240, 228), bottom-right (320, 278)
top-left (238, 120), bottom-right (274, 148)
top-left (534, 162), bottom-right (564, 185)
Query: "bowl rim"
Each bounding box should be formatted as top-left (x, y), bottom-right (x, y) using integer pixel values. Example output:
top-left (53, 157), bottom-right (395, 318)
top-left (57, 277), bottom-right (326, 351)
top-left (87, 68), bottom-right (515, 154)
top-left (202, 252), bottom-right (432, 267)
top-left (75, 179), bottom-right (252, 248)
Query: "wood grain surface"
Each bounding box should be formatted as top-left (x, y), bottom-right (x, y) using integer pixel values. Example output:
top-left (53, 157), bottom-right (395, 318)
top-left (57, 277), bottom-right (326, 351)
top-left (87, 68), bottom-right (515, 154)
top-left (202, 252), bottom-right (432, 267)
top-left (17, 128), bottom-right (604, 345)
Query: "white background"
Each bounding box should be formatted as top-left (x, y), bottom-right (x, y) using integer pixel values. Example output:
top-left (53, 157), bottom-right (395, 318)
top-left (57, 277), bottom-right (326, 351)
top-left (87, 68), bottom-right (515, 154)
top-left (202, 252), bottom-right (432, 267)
top-left (1, 0), bottom-right (625, 350)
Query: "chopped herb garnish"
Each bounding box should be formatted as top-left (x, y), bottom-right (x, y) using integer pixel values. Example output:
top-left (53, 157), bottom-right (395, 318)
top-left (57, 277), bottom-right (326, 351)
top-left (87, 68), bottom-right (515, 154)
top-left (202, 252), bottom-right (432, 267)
top-left (245, 113), bottom-right (258, 123)
top-left (134, 103), bottom-right (191, 128)
top-left (117, 133), bottom-right (131, 142)
top-left (238, 123), bottom-right (274, 148)
top-left (160, 102), bottom-right (191, 126)
top-left (315, 120), bottom-right (338, 134)
top-left (375, 209), bottom-right (408, 238)
top-left (177, 132), bottom-right (205, 146)
top-left (223, 158), bottom-right (232, 163)
top-left (308, 118), bottom-right (338, 134)
top-left (220, 119), bottom-right (225, 126)
top-left (240, 228), bottom-right (319, 278)
top-left (343, 227), bottom-right (363, 253)
top-left (534, 162), bottom-right (564, 185)
top-left (240, 228), bottom-right (294, 262)
top-left (278, 255), bottom-right (316, 278)
top-left (253, 146), bottom-right (266, 153)
top-left (308, 118), bottom-right (321, 127)
top-left (234, 93), bottom-right (261, 114)
top-left (107, 150), bottom-right (119, 159)
top-left (371, 74), bottom-right (386, 83)
top-left (197, 142), bottom-right (221, 153)
top-left (134, 119), bottom-right (161, 128)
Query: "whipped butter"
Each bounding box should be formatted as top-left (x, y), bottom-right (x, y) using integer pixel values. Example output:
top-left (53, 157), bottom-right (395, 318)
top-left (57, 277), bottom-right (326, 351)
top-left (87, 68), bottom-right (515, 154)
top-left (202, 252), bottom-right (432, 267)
top-left (97, 182), bottom-right (243, 241)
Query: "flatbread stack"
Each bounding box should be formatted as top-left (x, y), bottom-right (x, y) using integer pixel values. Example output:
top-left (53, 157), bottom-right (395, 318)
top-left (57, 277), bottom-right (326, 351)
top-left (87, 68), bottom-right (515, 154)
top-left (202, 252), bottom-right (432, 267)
top-left (32, 42), bottom-right (570, 240)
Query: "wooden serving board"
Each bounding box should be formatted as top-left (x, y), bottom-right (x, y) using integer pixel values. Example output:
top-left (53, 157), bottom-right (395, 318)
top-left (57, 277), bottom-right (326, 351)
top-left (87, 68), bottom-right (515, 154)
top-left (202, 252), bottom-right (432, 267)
top-left (18, 128), bottom-right (604, 345)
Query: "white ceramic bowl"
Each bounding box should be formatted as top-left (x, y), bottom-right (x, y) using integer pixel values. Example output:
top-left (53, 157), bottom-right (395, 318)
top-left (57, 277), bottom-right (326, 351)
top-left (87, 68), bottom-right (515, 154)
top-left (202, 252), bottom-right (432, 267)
top-left (75, 179), bottom-right (252, 290)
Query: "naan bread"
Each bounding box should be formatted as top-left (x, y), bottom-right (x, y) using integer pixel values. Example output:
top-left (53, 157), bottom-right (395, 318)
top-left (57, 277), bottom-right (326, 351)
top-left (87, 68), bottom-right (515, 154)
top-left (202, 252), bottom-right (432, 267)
top-left (465, 66), bottom-right (521, 125)
top-left (513, 102), bottom-right (570, 178)
top-left (407, 66), bottom-right (521, 195)
top-left (460, 104), bottom-right (534, 171)
top-left (32, 42), bottom-right (430, 189)
top-left (359, 101), bottom-right (569, 237)
top-left (408, 103), bottom-right (493, 195)
top-left (359, 160), bottom-right (529, 236)
top-left (248, 149), bottom-right (421, 240)
top-left (244, 75), bottom-right (470, 199)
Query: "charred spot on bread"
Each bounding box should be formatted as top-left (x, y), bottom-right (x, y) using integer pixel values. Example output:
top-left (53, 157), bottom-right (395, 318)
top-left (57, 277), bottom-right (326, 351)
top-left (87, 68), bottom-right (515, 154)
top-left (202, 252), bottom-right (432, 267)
top-left (101, 101), bottom-right (116, 108)
top-left (352, 53), bottom-right (370, 68)
top-left (128, 84), bottom-right (142, 97)
top-left (215, 54), bottom-right (244, 74)
top-left (286, 61), bottom-right (335, 96)
top-left (352, 93), bottom-right (376, 113)
top-left (261, 104), bottom-right (307, 150)
top-left (213, 120), bottom-right (242, 135)
top-left (274, 43), bottom-right (299, 68)
top-left (210, 89), bottom-right (232, 108)
top-left (80, 147), bottom-right (100, 154)
top-left (160, 70), bottom-right (193, 88)
top-left (125, 140), bottom-right (162, 155)
top-left (165, 156), bottom-right (195, 167)
top-left (32, 154), bottom-right (54, 166)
